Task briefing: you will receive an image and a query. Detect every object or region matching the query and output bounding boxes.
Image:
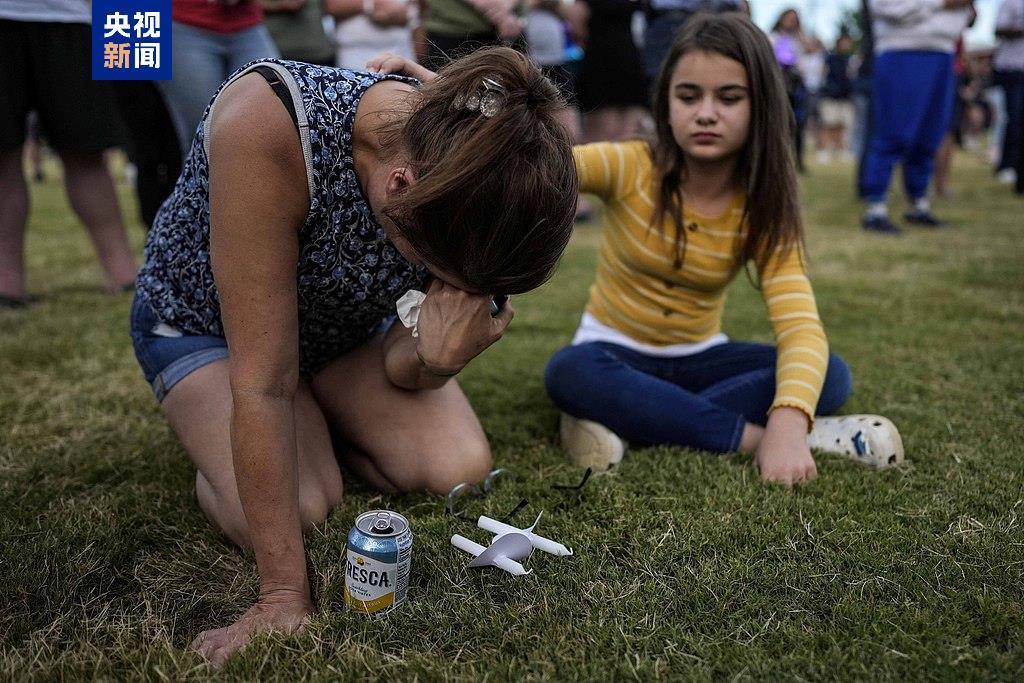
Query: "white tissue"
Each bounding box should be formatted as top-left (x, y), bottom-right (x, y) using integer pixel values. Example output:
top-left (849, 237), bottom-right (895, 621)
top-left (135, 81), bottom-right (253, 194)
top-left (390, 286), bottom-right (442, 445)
top-left (396, 289), bottom-right (427, 338)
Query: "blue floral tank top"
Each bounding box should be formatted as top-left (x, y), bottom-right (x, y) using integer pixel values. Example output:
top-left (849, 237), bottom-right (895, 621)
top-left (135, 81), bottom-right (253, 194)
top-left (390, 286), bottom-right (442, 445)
top-left (136, 60), bottom-right (428, 376)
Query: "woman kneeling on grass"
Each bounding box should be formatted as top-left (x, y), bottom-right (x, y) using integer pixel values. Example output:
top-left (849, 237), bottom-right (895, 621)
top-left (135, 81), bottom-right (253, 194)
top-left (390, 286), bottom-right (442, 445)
top-left (543, 14), bottom-right (904, 481)
top-left (130, 48), bottom-right (575, 664)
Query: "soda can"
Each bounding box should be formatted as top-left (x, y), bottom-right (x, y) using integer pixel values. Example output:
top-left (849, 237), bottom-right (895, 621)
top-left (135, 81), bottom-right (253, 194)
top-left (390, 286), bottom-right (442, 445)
top-left (344, 509), bottom-right (412, 614)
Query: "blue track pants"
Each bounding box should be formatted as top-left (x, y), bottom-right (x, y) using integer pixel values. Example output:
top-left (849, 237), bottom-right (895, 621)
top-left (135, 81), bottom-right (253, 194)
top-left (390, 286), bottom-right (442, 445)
top-left (861, 51), bottom-right (955, 203)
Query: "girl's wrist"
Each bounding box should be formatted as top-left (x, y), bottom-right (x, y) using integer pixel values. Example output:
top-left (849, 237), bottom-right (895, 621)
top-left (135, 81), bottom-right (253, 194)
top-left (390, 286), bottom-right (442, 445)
top-left (767, 405), bottom-right (811, 430)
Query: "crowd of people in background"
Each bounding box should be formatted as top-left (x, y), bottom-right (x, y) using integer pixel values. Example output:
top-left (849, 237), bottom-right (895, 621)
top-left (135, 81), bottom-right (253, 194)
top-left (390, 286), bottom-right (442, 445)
top-left (1, 3), bottom-right (1012, 663)
top-left (1, 0), bottom-right (1023, 305)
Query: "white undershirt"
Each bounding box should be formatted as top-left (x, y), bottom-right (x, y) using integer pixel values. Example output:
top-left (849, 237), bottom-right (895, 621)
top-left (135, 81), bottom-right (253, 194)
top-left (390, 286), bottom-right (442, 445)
top-left (571, 312), bottom-right (729, 357)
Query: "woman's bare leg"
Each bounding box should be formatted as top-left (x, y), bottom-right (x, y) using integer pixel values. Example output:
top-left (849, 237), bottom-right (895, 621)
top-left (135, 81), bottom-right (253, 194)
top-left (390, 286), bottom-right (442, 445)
top-left (59, 150), bottom-right (138, 292)
top-left (310, 333), bottom-right (492, 494)
top-left (0, 147), bottom-right (29, 300)
top-left (583, 108), bottom-right (622, 143)
top-left (160, 359), bottom-right (343, 547)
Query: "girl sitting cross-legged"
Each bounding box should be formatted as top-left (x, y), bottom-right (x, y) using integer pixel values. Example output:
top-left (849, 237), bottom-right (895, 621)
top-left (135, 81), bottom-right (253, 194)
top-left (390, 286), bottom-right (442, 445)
top-left (544, 13), bottom-right (904, 483)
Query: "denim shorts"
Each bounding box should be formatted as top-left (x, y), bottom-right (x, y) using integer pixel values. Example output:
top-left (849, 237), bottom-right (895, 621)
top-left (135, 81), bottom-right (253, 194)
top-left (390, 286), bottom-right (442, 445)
top-left (129, 293), bottom-right (229, 402)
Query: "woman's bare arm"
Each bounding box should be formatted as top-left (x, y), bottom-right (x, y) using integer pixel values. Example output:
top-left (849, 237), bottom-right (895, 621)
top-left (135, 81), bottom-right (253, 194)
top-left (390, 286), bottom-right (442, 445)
top-left (197, 72), bottom-right (313, 664)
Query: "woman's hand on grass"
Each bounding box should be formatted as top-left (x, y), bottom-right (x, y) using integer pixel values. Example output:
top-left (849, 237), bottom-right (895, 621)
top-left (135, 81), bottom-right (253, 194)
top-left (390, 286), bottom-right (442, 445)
top-left (364, 53), bottom-right (437, 82)
top-left (415, 279), bottom-right (513, 376)
top-left (754, 407), bottom-right (817, 485)
top-left (190, 588), bottom-right (313, 667)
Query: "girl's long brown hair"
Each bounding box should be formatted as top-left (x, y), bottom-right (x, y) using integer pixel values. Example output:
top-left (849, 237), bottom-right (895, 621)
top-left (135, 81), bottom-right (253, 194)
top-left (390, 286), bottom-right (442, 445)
top-left (649, 13), bottom-right (804, 277)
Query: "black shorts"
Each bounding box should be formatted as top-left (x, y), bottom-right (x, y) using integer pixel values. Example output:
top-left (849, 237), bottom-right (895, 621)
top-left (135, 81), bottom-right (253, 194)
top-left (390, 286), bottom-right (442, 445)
top-left (0, 19), bottom-right (124, 153)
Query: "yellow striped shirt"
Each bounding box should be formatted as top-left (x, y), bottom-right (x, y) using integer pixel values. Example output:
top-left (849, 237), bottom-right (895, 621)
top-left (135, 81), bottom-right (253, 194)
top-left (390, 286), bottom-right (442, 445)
top-left (574, 140), bottom-right (829, 423)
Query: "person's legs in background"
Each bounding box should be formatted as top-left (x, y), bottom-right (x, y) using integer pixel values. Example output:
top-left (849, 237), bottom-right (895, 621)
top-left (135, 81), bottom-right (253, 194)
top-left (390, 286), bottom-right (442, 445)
top-left (40, 22), bottom-right (137, 291)
top-left (542, 64), bottom-right (590, 220)
top-left (815, 100), bottom-right (841, 163)
top-left (986, 79), bottom-right (1008, 169)
top-left (995, 69), bottom-right (1024, 184)
top-left (860, 51), bottom-right (936, 234)
top-left (1017, 101), bottom-right (1024, 195)
top-left (0, 146), bottom-right (30, 303)
top-left (25, 112), bottom-right (45, 183)
top-left (793, 83), bottom-right (809, 173)
top-left (902, 52), bottom-right (955, 225)
top-left (159, 21), bottom-right (279, 159)
top-left (583, 107), bottom-right (620, 142)
top-left (933, 132), bottom-right (955, 199)
top-left (58, 150), bottom-right (138, 291)
top-left (112, 82), bottom-right (182, 229)
top-left (224, 23), bottom-right (281, 73)
top-left (158, 23), bottom-right (234, 157)
top-left (0, 19), bottom-right (32, 303)
top-left (853, 77), bottom-right (873, 198)
top-left (583, 106), bottom-right (645, 142)
top-left (1, 20), bottom-right (137, 302)
top-left (932, 76), bottom-right (959, 200)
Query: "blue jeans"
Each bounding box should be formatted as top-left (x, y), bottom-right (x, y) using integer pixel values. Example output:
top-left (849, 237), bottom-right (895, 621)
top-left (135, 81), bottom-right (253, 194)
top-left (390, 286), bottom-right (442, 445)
top-left (129, 293), bottom-right (228, 402)
top-left (995, 69), bottom-right (1024, 173)
top-left (861, 51), bottom-right (955, 203)
top-left (157, 22), bottom-right (279, 155)
top-left (545, 341), bottom-right (853, 453)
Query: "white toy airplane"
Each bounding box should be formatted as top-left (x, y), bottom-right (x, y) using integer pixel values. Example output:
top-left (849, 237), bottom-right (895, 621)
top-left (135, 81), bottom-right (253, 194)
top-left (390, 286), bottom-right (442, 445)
top-left (451, 512), bottom-right (573, 576)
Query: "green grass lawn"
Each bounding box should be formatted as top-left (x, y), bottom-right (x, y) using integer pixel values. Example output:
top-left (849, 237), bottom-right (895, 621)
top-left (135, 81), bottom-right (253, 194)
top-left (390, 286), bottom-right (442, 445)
top-left (2, 153), bottom-right (1022, 681)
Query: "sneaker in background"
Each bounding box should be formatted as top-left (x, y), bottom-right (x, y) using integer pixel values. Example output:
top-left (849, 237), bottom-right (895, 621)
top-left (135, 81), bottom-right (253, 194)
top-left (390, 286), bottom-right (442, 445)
top-left (996, 168), bottom-right (1017, 185)
top-left (904, 209), bottom-right (945, 228)
top-left (862, 214), bottom-right (902, 235)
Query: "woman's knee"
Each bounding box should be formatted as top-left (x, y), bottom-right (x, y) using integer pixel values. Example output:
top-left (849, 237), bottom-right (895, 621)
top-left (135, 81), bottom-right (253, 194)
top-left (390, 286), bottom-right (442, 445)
top-left (298, 490), bottom-right (330, 529)
top-left (413, 434), bottom-right (493, 495)
top-left (818, 353), bottom-right (853, 415)
top-left (195, 469), bottom-right (343, 542)
top-left (298, 472), bottom-right (343, 529)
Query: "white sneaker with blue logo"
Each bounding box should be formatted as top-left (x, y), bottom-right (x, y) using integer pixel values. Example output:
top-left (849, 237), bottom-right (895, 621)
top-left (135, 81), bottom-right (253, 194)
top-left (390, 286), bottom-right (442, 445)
top-left (807, 415), bottom-right (904, 468)
top-left (559, 414), bottom-right (625, 471)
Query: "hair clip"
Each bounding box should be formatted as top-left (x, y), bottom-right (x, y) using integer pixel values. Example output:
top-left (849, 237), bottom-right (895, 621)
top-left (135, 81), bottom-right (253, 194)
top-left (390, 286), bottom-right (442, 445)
top-left (453, 76), bottom-right (505, 118)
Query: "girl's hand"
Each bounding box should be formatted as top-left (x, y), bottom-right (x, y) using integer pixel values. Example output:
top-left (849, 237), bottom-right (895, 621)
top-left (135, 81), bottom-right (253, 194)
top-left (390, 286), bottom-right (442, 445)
top-left (364, 53), bottom-right (438, 82)
top-left (190, 588), bottom-right (312, 667)
top-left (414, 279), bottom-right (513, 375)
top-left (754, 407), bottom-right (817, 485)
